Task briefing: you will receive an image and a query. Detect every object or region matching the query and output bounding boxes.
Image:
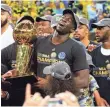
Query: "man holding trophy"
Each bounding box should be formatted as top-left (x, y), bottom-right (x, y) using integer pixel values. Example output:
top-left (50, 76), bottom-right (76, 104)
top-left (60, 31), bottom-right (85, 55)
top-left (1, 15), bottom-right (37, 106)
top-left (1, 9), bottom-right (90, 106)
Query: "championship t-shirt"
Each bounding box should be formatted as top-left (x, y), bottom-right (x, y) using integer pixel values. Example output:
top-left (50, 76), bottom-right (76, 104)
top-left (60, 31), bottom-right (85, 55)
top-left (91, 46), bottom-right (110, 104)
top-left (33, 36), bottom-right (89, 77)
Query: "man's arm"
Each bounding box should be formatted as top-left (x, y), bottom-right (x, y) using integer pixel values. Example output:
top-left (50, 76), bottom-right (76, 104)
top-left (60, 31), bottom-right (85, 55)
top-left (71, 42), bottom-right (89, 88)
top-left (74, 69), bottom-right (89, 88)
top-left (1, 42), bottom-right (17, 70)
top-left (1, 47), bottom-right (8, 66)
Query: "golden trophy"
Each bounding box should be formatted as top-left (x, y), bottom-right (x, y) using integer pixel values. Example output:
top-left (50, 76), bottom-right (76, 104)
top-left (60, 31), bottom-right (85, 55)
top-left (5, 21), bottom-right (37, 89)
top-left (13, 22), bottom-right (35, 77)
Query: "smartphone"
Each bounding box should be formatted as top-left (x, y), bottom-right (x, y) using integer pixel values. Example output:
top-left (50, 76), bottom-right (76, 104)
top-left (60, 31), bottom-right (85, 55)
top-left (47, 98), bottom-right (62, 106)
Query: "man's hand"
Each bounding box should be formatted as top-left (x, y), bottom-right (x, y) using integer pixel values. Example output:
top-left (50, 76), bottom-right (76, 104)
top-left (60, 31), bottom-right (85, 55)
top-left (87, 44), bottom-right (97, 52)
top-left (55, 91), bottom-right (79, 106)
top-left (23, 84), bottom-right (50, 107)
top-left (101, 97), bottom-right (110, 106)
top-left (34, 77), bottom-right (48, 89)
top-left (2, 70), bottom-right (13, 79)
top-left (1, 89), bottom-right (9, 99)
top-left (1, 90), bottom-right (7, 99)
top-left (2, 69), bottom-right (17, 79)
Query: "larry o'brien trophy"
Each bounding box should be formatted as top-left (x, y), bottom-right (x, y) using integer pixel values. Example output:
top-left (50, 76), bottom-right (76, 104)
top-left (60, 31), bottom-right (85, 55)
top-left (5, 22), bottom-right (37, 89)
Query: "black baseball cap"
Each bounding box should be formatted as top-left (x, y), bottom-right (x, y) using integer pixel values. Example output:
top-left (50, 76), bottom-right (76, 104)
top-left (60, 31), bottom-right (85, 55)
top-left (91, 18), bottom-right (110, 28)
top-left (43, 61), bottom-right (72, 80)
top-left (63, 9), bottom-right (78, 30)
top-left (16, 15), bottom-right (34, 24)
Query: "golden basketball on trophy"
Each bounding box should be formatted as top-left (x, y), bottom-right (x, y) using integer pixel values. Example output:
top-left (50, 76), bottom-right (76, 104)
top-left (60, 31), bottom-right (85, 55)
top-left (13, 21), bottom-right (35, 77)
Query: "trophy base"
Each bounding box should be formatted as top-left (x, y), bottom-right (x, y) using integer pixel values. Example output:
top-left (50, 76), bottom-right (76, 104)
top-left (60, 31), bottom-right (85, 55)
top-left (8, 72), bottom-right (35, 79)
top-left (5, 73), bottom-right (37, 90)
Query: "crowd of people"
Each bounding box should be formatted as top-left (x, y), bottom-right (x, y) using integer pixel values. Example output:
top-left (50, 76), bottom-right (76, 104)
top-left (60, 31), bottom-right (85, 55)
top-left (1, 1), bottom-right (110, 107)
top-left (1, 0), bottom-right (110, 26)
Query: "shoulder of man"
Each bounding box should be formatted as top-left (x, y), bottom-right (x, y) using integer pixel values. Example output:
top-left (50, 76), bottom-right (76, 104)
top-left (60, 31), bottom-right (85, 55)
top-left (70, 38), bottom-right (86, 52)
top-left (1, 42), bottom-right (17, 65)
top-left (37, 36), bottom-right (49, 41)
top-left (33, 35), bottom-right (52, 45)
top-left (1, 42), bottom-right (17, 53)
top-left (90, 45), bottom-right (101, 57)
top-left (71, 38), bottom-right (85, 47)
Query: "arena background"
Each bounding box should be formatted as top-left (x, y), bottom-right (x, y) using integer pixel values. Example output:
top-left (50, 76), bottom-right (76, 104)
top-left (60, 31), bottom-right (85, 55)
top-left (2, 0), bottom-right (110, 40)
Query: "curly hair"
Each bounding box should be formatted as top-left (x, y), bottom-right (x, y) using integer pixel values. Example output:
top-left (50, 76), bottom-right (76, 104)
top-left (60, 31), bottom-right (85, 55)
top-left (45, 75), bottom-right (80, 97)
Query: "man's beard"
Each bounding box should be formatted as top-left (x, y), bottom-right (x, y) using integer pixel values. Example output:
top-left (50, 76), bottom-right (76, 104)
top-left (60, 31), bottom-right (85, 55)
top-left (56, 28), bottom-right (69, 35)
top-left (98, 36), bottom-right (108, 43)
top-left (1, 19), bottom-right (8, 28)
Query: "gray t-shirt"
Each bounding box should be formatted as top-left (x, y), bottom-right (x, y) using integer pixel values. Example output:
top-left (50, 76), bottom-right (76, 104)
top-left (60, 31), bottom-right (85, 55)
top-left (33, 36), bottom-right (89, 77)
